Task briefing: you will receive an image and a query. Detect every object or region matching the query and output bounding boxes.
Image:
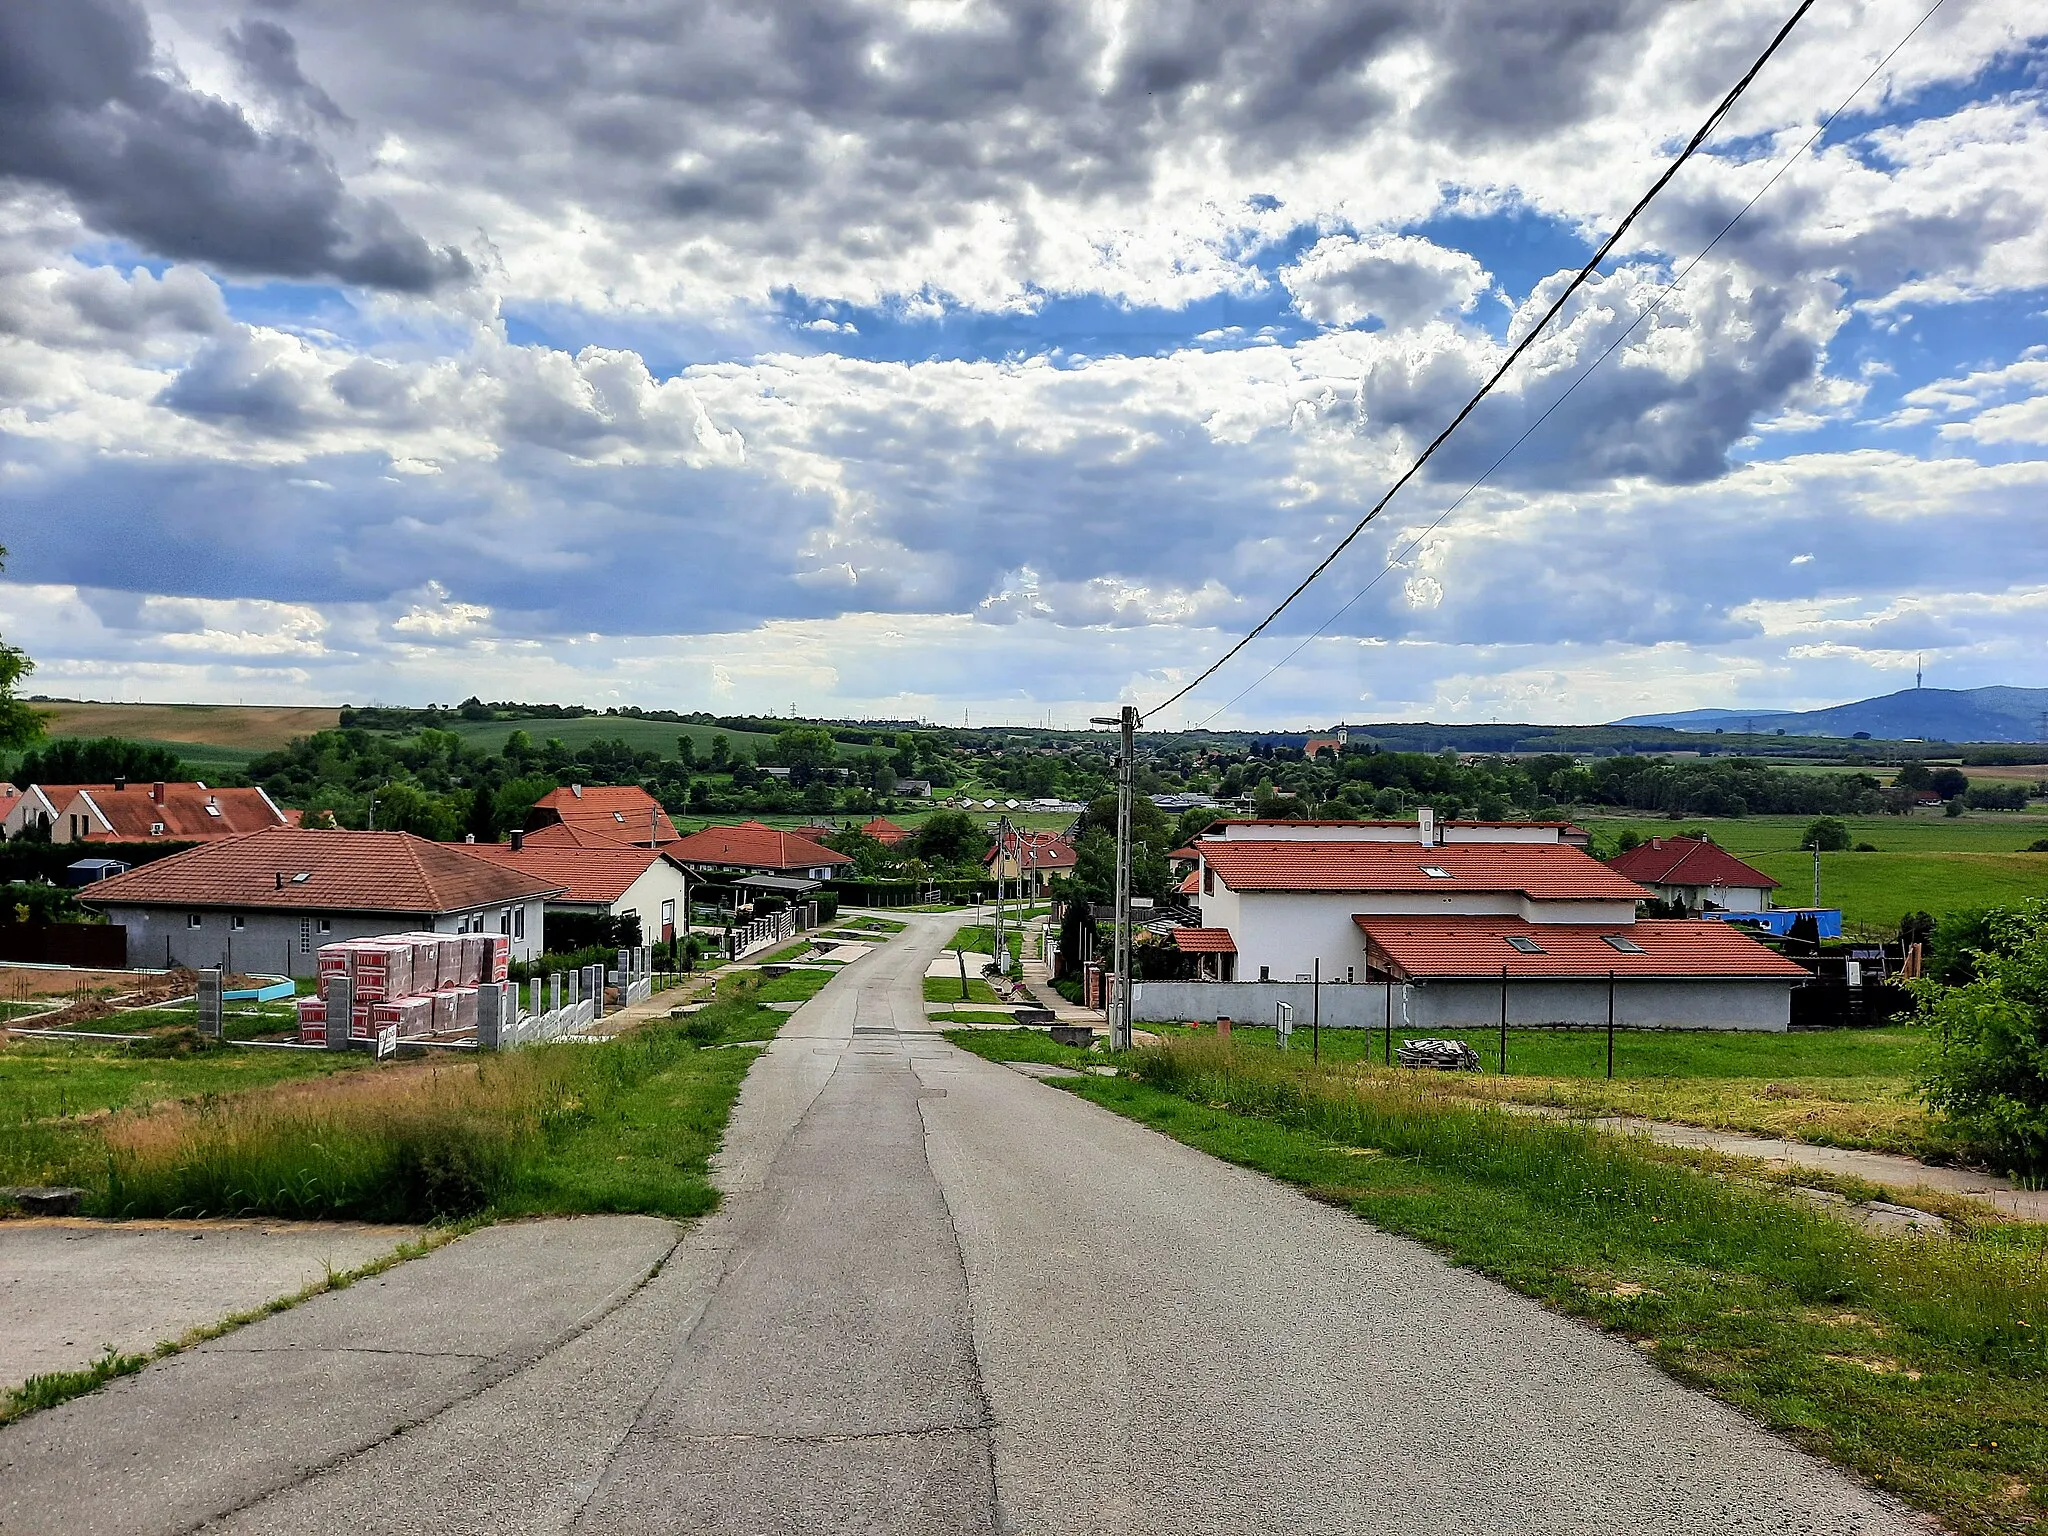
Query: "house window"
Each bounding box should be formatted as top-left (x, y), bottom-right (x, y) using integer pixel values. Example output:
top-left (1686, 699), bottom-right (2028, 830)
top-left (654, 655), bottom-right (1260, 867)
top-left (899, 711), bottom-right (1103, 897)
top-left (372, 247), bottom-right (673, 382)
top-left (1602, 934), bottom-right (1645, 954)
top-left (187, 913), bottom-right (203, 928)
top-left (1420, 865), bottom-right (1452, 879)
top-left (1203, 865), bottom-right (1214, 896)
top-left (1505, 935), bottom-right (1545, 954)
top-left (150, 822), bottom-right (165, 835)
top-left (500, 909), bottom-right (512, 934)
top-left (230, 915), bottom-right (246, 932)
top-left (300, 918), bottom-right (313, 953)
top-left (514, 906), bottom-right (525, 940)
top-left (318, 918), bottom-right (331, 934)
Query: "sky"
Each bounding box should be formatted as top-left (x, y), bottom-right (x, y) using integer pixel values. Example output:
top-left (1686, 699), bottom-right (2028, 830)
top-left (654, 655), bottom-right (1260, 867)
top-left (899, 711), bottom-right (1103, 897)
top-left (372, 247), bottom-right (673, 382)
top-left (0, 0), bottom-right (2044, 730)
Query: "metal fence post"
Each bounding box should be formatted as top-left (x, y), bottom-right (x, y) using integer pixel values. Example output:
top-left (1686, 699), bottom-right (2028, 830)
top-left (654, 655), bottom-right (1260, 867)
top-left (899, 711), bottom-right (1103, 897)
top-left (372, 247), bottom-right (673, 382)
top-left (1499, 963), bottom-right (1509, 1074)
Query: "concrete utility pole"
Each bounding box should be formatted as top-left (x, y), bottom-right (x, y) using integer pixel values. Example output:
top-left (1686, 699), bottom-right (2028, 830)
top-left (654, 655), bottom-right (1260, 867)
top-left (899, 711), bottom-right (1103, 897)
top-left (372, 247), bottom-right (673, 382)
top-left (1090, 705), bottom-right (1139, 1049)
top-left (992, 815), bottom-right (1013, 975)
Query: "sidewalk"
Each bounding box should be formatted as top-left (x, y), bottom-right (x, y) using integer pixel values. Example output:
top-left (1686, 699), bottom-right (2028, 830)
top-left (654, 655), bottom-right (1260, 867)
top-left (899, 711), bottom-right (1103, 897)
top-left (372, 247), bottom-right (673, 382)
top-left (1015, 920), bottom-right (1105, 1028)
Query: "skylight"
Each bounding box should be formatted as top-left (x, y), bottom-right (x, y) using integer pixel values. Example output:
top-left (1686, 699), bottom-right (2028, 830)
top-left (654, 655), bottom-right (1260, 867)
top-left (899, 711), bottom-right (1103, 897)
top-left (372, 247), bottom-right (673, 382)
top-left (1420, 865), bottom-right (1452, 879)
top-left (1602, 934), bottom-right (1645, 953)
top-left (1505, 935), bottom-right (1546, 954)
top-left (291, 872), bottom-right (311, 884)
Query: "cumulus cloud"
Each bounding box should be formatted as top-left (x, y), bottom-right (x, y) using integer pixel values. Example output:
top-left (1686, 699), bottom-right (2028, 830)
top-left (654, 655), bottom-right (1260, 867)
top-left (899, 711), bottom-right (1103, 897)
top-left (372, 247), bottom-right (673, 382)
top-left (1281, 234), bottom-right (1489, 329)
top-left (0, 0), bottom-right (465, 290)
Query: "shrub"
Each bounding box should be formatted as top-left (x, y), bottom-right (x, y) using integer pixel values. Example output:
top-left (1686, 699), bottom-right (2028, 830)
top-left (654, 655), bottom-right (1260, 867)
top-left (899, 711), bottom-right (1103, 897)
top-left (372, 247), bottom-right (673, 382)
top-left (1915, 897), bottom-right (2048, 1177)
top-left (1801, 816), bottom-right (1851, 852)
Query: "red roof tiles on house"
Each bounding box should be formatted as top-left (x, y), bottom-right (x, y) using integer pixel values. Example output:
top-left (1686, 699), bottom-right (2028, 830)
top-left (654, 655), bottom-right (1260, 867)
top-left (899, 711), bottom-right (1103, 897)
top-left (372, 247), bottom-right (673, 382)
top-left (983, 831), bottom-right (1076, 870)
top-left (64, 783), bottom-right (289, 842)
top-left (1170, 927), bottom-right (1237, 953)
top-left (664, 821), bottom-right (851, 873)
top-left (1606, 836), bottom-right (1778, 892)
top-left (1353, 916), bottom-right (1808, 980)
top-left (80, 827), bottom-right (565, 915)
top-left (860, 816), bottom-right (910, 845)
top-left (527, 785), bottom-right (679, 843)
top-left (462, 843), bottom-right (681, 906)
top-left (1199, 839), bottom-right (1648, 900)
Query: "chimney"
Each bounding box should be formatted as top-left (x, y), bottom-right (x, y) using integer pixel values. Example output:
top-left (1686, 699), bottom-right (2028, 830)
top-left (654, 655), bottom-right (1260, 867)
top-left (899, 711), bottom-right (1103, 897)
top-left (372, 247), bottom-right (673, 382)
top-left (511, 830), bottom-right (525, 851)
top-left (275, 871), bottom-right (285, 889)
top-left (114, 776), bottom-right (127, 791)
top-left (571, 784), bottom-right (583, 799)
top-left (151, 782), bottom-right (165, 803)
top-left (1417, 806), bottom-right (1436, 847)
top-left (464, 833), bottom-right (476, 843)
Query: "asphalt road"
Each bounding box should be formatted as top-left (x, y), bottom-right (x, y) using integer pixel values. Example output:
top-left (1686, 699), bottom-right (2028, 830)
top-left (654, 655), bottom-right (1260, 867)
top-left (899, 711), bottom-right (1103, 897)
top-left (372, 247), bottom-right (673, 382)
top-left (0, 913), bottom-right (1920, 1534)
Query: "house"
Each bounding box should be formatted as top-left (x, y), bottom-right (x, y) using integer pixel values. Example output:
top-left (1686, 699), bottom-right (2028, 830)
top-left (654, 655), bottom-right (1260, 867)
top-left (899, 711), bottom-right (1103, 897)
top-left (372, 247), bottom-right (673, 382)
top-left (0, 784), bottom-right (20, 828)
top-left (860, 816), bottom-right (911, 846)
top-left (983, 831), bottom-right (1075, 894)
top-left (1303, 737), bottom-right (1343, 759)
top-left (464, 839), bottom-right (693, 946)
top-left (663, 821), bottom-right (852, 881)
top-left (1166, 814), bottom-right (1806, 1029)
top-left (894, 779), bottom-right (934, 798)
top-left (525, 784), bottom-right (678, 847)
top-left (1605, 836), bottom-right (1777, 913)
top-left (81, 827), bottom-right (563, 977)
top-left (60, 781), bottom-right (289, 843)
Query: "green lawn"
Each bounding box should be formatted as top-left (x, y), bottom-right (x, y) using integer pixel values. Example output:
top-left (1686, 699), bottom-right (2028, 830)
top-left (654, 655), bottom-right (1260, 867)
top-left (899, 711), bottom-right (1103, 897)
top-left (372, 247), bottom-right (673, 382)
top-left (942, 1027), bottom-right (1096, 1066)
top-left (1583, 810), bottom-right (2048, 855)
top-left (948, 924), bottom-right (1025, 966)
top-left (924, 974), bottom-right (1003, 1005)
top-left (949, 1031), bottom-right (2048, 1536)
top-left (722, 968), bottom-right (834, 1005)
top-left (928, 1010), bottom-right (1026, 1026)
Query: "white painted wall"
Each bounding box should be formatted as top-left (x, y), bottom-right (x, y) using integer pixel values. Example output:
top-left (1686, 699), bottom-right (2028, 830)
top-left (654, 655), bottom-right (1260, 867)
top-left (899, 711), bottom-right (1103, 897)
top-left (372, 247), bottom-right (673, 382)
top-left (613, 860), bottom-right (692, 942)
top-left (1133, 977), bottom-right (1792, 1031)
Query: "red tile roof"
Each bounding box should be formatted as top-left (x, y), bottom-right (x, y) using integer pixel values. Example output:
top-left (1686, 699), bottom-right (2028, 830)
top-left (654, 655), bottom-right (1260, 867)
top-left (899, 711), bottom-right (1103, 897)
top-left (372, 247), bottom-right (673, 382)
top-left (1606, 836), bottom-right (1778, 892)
top-left (1170, 927), bottom-right (1237, 953)
top-left (518, 820), bottom-right (652, 850)
top-left (1200, 839), bottom-right (1648, 899)
top-left (1353, 916), bottom-right (1808, 980)
top-left (528, 785), bottom-right (679, 843)
top-left (983, 831), bottom-right (1076, 869)
top-left (1177, 868), bottom-right (1200, 895)
top-left (80, 828), bottom-right (565, 914)
top-left (664, 820), bottom-right (851, 873)
top-left (462, 843), bottom-right (682, 906)
top-left (64, 783), bottom-right (289, 842)
top-left (860, 816), bottom-right (910, 845)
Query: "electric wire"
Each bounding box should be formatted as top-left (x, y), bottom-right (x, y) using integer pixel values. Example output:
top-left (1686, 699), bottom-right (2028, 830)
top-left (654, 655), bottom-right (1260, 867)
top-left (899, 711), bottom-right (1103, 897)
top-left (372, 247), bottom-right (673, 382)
top-left (1181, 0), bottom-right (1947, 729)
top-left (1140, 0), bottom-right (1819, 722)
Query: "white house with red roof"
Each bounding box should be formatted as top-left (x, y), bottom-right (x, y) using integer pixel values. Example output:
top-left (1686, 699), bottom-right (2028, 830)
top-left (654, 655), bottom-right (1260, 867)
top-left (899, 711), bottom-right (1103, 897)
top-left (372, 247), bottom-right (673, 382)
top-left (464, 838), bottom-right (693, 945)
top-left (663, 820), bottom-right (851, 880)
top-left (524, 784), bottom-right (679, 847)
top-left (3, 780), bottom-right (290, 843)
top-left (983, 830), bottom-right (1075, 893)
top-left (1605, 835), bottom-right (1777, 914)
top-left (1155, 814), bottom-right (1806, 1029)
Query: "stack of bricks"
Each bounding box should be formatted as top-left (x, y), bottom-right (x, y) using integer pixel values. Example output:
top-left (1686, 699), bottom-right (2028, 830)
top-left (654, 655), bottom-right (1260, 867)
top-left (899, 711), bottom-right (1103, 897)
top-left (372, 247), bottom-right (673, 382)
top-left (298, 931), bottom-right (511, 1045)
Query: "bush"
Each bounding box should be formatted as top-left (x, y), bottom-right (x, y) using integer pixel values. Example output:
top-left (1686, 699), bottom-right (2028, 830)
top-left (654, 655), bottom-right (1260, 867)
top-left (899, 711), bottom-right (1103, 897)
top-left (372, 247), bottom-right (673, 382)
top-left (1915, 898), bottom-right (2048, 1177)
top-left (1801, 816), bottom-right (1851, 852)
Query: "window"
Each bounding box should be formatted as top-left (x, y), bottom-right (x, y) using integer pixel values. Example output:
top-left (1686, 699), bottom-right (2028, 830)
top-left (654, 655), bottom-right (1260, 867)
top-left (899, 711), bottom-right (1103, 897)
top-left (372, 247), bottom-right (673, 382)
top-left (1601, 934), bottom-right (1645, 954)
top-left (300, 917), bottom-right (313, 954)
top-left (1505, 935), bottom-right (1545, 954)
top-left (500, 909), bottom-right (512, 935)
top-left (513, 906), bottom-right (525, 940)
top-left (1203, 865), bottom-right (1214, 896)
top-left (318, 918), bottom-right (331, 934)
top-left (150, 822), bottom-right (165, 835)
top-left (230, 915), bottom-right (246, 931)
top-left (1420, 865), bottom-right (1452, 879)
top-left (187, 913), bottom-right (203, 928)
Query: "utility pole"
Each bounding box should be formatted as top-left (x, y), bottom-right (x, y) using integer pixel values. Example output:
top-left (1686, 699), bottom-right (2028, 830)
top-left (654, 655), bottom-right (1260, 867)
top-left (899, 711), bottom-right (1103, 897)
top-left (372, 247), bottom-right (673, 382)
top-left (1090, 704), bottom-right (1139, 1049)
top-left (1810, 838), bottom-right (1822, 909)
top-left (992, 814), bottom-right (1013, 975)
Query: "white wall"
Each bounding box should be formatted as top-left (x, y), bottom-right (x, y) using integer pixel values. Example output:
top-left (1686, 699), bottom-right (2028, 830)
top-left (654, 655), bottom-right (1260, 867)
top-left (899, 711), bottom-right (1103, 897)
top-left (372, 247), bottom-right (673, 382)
top-left (1133, 977), bottom-right (1792, 1031)
top-left (614, 860), bottom-right (692, 942)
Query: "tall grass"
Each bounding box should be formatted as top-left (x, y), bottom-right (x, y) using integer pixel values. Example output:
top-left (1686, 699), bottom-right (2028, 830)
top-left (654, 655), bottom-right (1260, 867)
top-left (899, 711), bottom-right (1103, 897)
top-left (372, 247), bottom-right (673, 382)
top-left (1128, 1036), bottom-right (2048, 1377)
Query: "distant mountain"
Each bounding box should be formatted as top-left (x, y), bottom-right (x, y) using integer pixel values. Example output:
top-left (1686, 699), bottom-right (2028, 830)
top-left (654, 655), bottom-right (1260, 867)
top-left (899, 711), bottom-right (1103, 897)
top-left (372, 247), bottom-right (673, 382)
top-left (1612, 686), bottom-right (2048, 743)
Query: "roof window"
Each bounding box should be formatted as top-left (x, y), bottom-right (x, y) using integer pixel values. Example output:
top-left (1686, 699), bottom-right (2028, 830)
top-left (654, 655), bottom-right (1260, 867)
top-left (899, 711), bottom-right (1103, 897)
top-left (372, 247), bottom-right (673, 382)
top-left (1505, 935), bottom-right (1546, 954)
top-left (290, 871), bottom-right (311, 884)
top-left (150, 822), bottom-right (165, 835)
top-left (613, 811), bottom-right (626, 822)
top-left (1420, 865), bottom-right (1452, 879)
top-left (1601, 934), bottom-right (1645, 953)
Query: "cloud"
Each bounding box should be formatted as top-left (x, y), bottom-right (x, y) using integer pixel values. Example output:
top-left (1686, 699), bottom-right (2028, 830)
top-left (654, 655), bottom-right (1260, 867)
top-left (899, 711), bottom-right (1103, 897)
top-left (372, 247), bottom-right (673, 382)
top-left (0, 0), bottom-right (466, 290)
top-left (1280, 234), bottom-right (1489, 329)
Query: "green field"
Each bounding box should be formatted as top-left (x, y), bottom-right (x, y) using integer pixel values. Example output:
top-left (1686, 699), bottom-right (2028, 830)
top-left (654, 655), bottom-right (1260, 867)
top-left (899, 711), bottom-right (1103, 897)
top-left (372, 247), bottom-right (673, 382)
top-left (428, 717), bottom-right (787, 760)
top-left (1581, 812), bottom-right (2048, 930)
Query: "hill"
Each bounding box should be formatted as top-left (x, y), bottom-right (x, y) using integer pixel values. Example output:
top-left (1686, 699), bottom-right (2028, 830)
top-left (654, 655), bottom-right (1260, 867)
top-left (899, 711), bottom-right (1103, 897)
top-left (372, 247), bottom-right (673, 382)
top-left (1613, 686), bottom-right (2048, 743)
top-left (27, 701), bottom-right (342, 748)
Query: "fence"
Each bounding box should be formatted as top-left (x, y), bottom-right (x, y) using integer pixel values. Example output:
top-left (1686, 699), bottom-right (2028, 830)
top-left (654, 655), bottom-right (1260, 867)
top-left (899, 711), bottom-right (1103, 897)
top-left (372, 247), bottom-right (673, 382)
top-left (0, 923), bottom-right (127, 968)
top-left (826, 879), bottom-right (996, 909)
top-left (1132, 976), bottom-right (1796, 1032)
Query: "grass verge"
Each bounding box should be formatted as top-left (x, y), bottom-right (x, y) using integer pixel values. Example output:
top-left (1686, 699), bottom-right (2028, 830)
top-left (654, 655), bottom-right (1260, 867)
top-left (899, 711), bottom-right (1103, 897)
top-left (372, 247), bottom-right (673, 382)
top-left (924, 975), bottom-right (1003, 1005)
top-left (948, 1031), bottom-right (2048, 1536)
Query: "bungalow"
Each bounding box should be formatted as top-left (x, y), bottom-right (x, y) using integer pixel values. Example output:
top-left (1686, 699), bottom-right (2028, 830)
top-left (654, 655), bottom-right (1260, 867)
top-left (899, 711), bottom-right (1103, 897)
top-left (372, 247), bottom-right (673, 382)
top-left (664, 820), bottom-right (852, 881)
top-left (984, 831), bottom-right (1075, 894)
top-left (464, 840), bottom-right (693, 946)
top-left (81, 827), bottom-right (562, 977)
top-left (1164, 815), bottom-right (1805, 1029)
top-left (525, 784), bottom-right (678, 847)
top-left (1605, 835), bottom-right (1777, 914)
top-left (860, 815), bottom-right (911, 846)
top-left (4, 780), bottom-right (289, 843)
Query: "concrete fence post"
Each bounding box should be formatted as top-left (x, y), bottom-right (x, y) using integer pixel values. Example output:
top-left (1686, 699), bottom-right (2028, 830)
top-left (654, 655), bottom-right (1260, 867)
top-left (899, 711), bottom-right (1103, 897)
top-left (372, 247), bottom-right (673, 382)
top-left (477, 982), bottom-right (502, 1050)
top-left (551, 972), bottom-right (563, 1013)
top-left (618, 948), bottom-right (631, 988)
top-left (323, 975), bottom-right (352, 1052)
top-left (590, 966), bottom-right (605, 1019)
top-left (196, 968), bottom-right (224, 1039)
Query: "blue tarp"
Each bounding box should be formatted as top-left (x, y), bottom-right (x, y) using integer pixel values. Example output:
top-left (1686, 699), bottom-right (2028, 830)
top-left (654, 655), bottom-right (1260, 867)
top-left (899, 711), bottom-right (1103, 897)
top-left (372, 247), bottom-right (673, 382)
top-left (1704, 908), bottom-right (1842, 939)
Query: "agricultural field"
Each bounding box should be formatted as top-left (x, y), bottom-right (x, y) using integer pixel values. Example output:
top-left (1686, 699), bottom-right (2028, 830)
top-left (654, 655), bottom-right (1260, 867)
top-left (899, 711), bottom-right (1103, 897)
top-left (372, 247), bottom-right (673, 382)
top-left (1580, 811), bottom-right (2048, 930)
top-left (26, 702), bottom-right (341, 750)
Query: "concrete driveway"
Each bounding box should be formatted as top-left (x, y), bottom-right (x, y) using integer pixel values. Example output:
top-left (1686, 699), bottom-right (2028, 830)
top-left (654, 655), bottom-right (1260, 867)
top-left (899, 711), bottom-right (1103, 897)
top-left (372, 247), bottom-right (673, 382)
top-left (0, 909), bottom-right (1921, 1535)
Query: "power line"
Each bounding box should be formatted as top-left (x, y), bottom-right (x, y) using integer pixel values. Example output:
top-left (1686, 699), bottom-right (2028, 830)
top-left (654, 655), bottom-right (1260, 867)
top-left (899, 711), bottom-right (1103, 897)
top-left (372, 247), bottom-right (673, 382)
top-left (1142, 0), bottom-right (1818, 722)
top-left (1183, 0), bottom-right (1946, 729)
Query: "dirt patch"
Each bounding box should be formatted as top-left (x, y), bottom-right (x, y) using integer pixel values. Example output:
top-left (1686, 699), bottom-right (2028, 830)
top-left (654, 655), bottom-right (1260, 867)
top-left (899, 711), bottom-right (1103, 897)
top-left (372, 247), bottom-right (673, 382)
top-left (32, 701), bottom-right (339, 750)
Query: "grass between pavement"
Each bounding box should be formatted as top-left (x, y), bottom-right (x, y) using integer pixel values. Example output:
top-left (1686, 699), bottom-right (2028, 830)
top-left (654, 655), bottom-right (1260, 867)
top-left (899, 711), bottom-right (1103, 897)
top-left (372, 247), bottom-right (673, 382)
top-left (947, 1028), bottom-right (2048, 1536)
top-left (2, 995), bottom-right (787, 1224)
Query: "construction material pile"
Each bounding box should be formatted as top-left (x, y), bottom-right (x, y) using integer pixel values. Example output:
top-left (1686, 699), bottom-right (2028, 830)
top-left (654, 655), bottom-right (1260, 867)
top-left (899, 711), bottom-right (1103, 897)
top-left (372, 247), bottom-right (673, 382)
top-left (297, 932), bottom-right (510, 1045)
top-left (1395, 1038), bottom-right (1483, 1072)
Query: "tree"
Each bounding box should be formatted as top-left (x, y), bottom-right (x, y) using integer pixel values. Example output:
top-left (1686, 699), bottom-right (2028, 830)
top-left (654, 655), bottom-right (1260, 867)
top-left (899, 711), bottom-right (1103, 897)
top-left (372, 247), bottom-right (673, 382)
top-left (1801, 816), bottom-right (1851, 852)
top-left (1916, 897), bottom-right (2048, 1175)
top-left (464, 785), bottom-right (499, 844)
top-left (676, 735), bottom-right (698, 769)
top-left (1930, 767), bottom-right (1970, 800)
top-left (12, 736), bottom-right (186, 784)
top-left (458, 696), bottom-right (491, 721)
top-left (708, 734), bottom-right (731, 771)
top-left (824, 827), bottom-right (894, 877)
top-left (911, 808), bottom-right (987, 866)
top-left (0, 547), bottom-right (45, 756)
top-left (771, 726), bottom-right (835, 774)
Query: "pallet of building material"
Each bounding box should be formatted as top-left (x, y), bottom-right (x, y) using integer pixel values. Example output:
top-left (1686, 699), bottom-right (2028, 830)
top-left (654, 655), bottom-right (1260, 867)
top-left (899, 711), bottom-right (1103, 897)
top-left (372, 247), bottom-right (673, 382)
top-left (346, 941), bottom-right (415, 1000)
top-left (459, 934), bottom-right (489, 987)
top-left (431, 986), bottom-right (478, 1035)
top-left (483, 933), bottom-right (509, 982)
top-left (296, 994), bottom-right (326, 1045)
top-left (373, 995), bottom-right (435, 1039)
top-left (1395, 1038), bottom-right (1482, 1072)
